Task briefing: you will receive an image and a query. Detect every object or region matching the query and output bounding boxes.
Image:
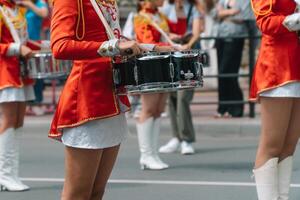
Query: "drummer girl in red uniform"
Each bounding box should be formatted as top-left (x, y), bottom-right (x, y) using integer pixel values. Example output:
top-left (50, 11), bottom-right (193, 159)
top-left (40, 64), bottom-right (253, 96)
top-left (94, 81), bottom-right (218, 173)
top-left (49, 0), bottom-right (173, 199)
top-left (133, 0), bottom-right (186, 170)
top-left (0, 0), bottom-right (34, 191)
top-left (250, 0), bottom-right (300, 199)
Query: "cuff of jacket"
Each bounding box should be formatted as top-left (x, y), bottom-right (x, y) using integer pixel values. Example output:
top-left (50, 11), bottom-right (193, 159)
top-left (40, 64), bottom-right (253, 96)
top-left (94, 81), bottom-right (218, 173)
top-left (139, 43), bottom-right (156, 51)
top-left (97, 39), bottom-right (120, 57)
top-left (6, 43), bottom-right (21, 57)
top-left (283, 13), bottom-right (300, 31)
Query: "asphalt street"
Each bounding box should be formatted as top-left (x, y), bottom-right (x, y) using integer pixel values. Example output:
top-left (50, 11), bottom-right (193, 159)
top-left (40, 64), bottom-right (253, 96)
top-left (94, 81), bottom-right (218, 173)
top-left (1, 117), bottom-right (300, 200)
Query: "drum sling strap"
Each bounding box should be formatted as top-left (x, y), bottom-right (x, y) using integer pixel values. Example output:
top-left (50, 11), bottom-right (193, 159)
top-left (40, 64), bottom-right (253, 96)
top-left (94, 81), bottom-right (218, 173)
top-left (0, 5), bottom-right (21, 43)
top-left (139, 12), bottom-right (177, 47)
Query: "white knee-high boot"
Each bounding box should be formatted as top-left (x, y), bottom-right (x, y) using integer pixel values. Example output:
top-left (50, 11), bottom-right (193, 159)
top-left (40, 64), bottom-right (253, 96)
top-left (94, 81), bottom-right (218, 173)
top-left (14, 127), bottom-right (30, 190)
top-left (153, 118), bottom-right (169, 169)
top-left (137, 118), bottom-right (167, 170)
top-left (0, 128), bottom-right (29, 191)
top-left (278, 156), bottom-right (293, 200)
top-left (253, 158), bottom-right (279, 200)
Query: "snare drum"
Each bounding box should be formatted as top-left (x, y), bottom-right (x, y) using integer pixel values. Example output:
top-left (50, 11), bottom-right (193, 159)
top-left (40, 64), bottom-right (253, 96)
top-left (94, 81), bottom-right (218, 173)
top-left (113, 51), bottom-right (204, 95)
top-left (25, 51), bottom-right (72, 79)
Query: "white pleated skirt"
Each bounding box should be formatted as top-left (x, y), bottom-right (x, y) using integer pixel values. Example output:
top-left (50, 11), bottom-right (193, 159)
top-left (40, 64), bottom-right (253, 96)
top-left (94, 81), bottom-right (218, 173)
top-left (0, 86), bottom-right (35, 103)
top-left (62, 113), bottom-right (128, 149)
top-left (259, 82), bottom-right (300, 98)
top-left (61, 98), bottom-right (129, 149)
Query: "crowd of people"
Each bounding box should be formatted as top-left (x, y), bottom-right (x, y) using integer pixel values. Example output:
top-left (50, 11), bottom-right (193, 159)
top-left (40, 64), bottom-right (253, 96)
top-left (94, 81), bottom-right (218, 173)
top-left (0, 0), bottom-right (300, 200)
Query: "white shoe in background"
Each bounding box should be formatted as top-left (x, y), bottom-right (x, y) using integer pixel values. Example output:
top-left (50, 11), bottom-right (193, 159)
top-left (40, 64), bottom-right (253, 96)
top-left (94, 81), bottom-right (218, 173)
top-left (181, 141), bottom-right (195, 155)
top-left (159, 138), bottom-right (180, 153)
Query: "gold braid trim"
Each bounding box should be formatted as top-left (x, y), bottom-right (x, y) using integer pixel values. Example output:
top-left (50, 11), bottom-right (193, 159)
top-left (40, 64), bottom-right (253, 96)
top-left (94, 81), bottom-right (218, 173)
top-left (0, 10), bottom-right (2, 41)
top-left (76, 0), bottom-right (85, 40)
top-left (250, 0), bottom-right (273, 16)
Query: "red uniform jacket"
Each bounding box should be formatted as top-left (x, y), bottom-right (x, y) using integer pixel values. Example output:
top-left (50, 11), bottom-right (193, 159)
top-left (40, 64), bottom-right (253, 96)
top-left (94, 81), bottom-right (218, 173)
top-left (250, 0), bottom-right (300, 100)
top-left (49, 0), bottom-right (130, 140)
top-left (0, 1), bottom-right (33, 90)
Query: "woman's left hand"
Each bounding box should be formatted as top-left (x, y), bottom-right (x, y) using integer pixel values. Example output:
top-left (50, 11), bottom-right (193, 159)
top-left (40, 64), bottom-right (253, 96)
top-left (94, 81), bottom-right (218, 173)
top-left (154, 46), bottom-right (176, 52)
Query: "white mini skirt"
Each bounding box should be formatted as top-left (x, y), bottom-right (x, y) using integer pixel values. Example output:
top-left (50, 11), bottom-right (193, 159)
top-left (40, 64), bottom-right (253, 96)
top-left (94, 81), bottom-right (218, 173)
top-left (0, 86), bottom-right (35, 103)
top-left (259, 82), bottom-right (300, 98)
top-left (62, 113), bottom-right (128, 149)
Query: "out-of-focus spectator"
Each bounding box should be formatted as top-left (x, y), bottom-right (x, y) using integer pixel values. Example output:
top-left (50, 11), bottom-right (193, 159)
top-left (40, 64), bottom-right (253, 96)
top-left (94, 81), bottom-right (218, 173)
top-left (213, 0), bottom-right (248, 118)
top-left (123, 11), bottom-right (136, 40)
top-left (159, 0), bottom-right (204, 155)
top-left (18, 0), bottom-right (48, 116)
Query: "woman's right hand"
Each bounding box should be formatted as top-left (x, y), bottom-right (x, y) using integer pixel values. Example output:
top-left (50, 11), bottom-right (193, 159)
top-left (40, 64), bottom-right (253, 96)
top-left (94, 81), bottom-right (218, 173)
top-left (20, 45), bottom-right (33, 58)
top-left (118, 41), bottom-right (144, 56)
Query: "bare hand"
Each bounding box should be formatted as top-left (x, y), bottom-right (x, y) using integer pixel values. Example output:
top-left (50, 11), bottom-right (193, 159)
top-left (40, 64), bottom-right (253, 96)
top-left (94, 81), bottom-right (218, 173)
top-left (16, 0), bottom-right (34, 8)
top-left (154, 45), bottom-right (175, 52)
top-left (177, 44), bottom-right (191, 51)
top-left (118, 41), bottom-right (144, 56)
top-left (169, 33), bottom-right (181, 41)
top-left (20, 45), bottom-right (32, 58)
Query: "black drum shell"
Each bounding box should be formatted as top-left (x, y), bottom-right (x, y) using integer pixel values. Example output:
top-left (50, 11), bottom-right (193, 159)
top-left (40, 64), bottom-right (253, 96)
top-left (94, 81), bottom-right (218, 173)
top-left (113, 60), bottom-right (136, 87)
top-left (136, 56), bottom-right (171, 85)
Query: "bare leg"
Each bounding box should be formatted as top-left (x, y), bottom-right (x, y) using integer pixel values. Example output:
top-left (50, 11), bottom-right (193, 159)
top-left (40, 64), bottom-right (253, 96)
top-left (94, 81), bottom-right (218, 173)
top-left (279, 99), bottom-right (300, 161)
top-left (255, 97), bottom-right (293, 168)
top-left (155, 93), bottom-right (168, 118)
top-left (16, 102), bottom-right (26, 129)
top-left (61, 147), bottom-right (103, 200)
top-left (139, 94), bottom-right (162, 123)
top-left (0, 102), bottom-right (19, 133)
top-left (90, 145), bottom-right (120, 200)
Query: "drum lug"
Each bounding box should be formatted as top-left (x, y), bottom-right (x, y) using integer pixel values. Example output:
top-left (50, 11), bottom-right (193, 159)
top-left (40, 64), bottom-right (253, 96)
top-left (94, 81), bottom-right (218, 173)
top-left (169, 62), bottom-right (174, 80)
top-left (113, 68), bottom-right (121, 85)
top-left (201, 51), bottom-right (210, 67)
top-left (195, 62), bottom-right (203, 76)
top-left (134, 64), bottom-right (138, 85)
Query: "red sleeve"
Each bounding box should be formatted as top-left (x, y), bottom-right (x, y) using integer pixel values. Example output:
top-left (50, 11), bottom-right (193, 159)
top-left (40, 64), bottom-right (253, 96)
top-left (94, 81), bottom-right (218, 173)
top-left (0, 44), bottom-right (9, 55)
top-left (252, 0), bottom-right (290, 36)
top-left (50, 0), bottom-right (103, 60)
top-left (167, 18), bottom-right (187, 36)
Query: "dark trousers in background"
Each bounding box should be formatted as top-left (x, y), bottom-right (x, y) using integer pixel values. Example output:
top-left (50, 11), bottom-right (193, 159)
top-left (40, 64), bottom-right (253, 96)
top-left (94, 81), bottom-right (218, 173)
top-left (33, 79), bottom-right (44, 103)
top-left (169, 90), bottom-right (195, 143)
top-left (216, 38), bottom-right (245, 117)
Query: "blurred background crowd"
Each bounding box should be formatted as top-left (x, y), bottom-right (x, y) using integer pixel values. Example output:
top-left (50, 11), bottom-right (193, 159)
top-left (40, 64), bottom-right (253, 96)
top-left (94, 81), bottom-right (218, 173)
top-left (22, 0), bottom-right (260, 122)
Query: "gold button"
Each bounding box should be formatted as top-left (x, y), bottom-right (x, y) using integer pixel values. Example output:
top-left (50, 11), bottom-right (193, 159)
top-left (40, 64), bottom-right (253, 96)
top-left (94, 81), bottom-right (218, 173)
top-left (100, 48), bottom-right (107, 53)
top-left (108, 46), bottom-right (113, 52)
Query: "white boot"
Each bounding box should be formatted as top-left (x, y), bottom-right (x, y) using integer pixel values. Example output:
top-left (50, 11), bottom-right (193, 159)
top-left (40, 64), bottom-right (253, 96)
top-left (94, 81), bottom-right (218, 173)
top-left (14, 127), bottom-right (30, 190)
top-left (0, 128), bottom-right (29, 191)
top-left (278, 156), bottom-right (293, 200)
top-left (137, 118), bottom-right (167, 170)
top-left (253, 158), bottom-right (279, 200)
top-left (153, 118), bottom-right (169, 169)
